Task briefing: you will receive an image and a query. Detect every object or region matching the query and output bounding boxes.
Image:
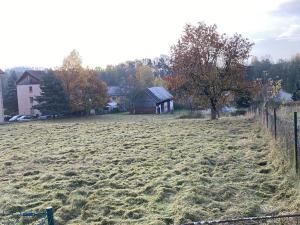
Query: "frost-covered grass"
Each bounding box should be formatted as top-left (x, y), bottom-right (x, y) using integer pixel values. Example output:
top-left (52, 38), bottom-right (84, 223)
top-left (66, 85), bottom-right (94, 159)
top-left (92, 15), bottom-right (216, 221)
top-left (0, 114), bottom-right (298, 225)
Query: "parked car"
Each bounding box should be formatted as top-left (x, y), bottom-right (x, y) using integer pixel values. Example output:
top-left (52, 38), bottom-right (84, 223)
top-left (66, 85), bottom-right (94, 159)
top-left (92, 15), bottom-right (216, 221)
top-left (39, 115), bottom-right (53, 120)
top-left (9, 115), bottom-right (23, 122)
top-left (39, 114), bottom-right (64, 120)
top-left (17, 115), bottom-right (33, 122)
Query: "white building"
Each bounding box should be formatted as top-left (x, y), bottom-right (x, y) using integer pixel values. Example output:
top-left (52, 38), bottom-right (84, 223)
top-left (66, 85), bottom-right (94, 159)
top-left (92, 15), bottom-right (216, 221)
top-left (16, 70), bottom-right (45, 116)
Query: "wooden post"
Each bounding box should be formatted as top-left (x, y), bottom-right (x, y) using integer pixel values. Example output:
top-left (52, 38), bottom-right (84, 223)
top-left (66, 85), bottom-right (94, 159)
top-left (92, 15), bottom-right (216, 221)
top-left (46, 207), bottom-right (55, 225)
top-left (294, 112), bottom-right (299, 175)
top-left (0, 71), bottom-right (4, 123)
top-left (274, 108), bottom-right (277, 140)
top-left (266, 109), bottom-right (269, 128)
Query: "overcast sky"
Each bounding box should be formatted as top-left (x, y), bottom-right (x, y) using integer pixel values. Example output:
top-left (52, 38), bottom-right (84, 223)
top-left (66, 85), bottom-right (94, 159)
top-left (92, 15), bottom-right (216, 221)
top-left (1, 0), bottom-right (300, 69)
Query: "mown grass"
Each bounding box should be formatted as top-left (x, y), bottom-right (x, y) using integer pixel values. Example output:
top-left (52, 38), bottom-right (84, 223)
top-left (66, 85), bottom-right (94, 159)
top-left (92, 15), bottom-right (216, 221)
top-left (0, 114), bottom-right (299, 225)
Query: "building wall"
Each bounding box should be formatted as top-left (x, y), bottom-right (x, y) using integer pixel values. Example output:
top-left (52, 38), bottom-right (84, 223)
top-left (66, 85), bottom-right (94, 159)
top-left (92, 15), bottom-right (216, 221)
top-left (17, 84), bottom-right (41, 116)
top-left (164, 101), bottom-right (168, 112)
top-left (0, 77), bottom-right (4, 123)
top-left (170, 100), bottom-right (174, 111)
top-left (156, 100), bottom-right (174, 114)
top-left (134, 92), bottom-right (156, 114)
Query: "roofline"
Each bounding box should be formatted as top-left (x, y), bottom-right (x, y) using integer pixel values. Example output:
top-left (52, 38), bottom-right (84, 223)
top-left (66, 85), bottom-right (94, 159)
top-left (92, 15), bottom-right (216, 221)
top-left (145, 88), bottom-right (173, 104)
top-left (145, 89), bottom-right (158, 103)
top-left (16, 71), bottom-right (42, 85)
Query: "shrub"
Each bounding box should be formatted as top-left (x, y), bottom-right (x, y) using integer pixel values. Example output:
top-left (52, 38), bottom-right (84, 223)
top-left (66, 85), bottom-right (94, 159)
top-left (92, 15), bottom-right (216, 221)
top-left (178, 112), bottom-right (205, 119)
top-left (231, 109), bottom-right (247, 116)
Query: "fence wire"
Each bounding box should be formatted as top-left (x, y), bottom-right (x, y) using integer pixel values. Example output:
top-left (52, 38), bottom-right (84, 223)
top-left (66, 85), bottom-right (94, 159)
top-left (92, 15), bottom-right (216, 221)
top-left (249, 106), bottom-right (300, 174)
top-left (182, 213), bottom-right (300, 225)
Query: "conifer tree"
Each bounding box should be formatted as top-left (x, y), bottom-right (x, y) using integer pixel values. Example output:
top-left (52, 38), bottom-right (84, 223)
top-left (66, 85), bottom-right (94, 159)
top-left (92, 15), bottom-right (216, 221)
top-left (3, 71), bottom-right (18, 115)
top-left (34, 71), bottom-right (70, 115)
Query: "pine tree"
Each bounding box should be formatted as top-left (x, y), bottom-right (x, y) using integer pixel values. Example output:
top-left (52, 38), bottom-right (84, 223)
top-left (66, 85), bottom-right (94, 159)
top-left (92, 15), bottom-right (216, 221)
top-left (34, 71), bottom-right (70, 115)
top-left (3, 71), bottom-right (18, 115)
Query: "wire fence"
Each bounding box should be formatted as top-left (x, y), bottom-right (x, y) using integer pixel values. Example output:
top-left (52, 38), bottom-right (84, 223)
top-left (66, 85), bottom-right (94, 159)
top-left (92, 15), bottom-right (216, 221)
top-left (248, 105), bottom-right (300, 175)
top-left (0, 207), bottom-right (54, 225)
top-left (181, 213), bottom-right (300, 225)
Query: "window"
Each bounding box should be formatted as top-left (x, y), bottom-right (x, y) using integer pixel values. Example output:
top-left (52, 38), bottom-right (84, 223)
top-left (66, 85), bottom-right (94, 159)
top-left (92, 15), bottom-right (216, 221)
top-left (30, 97), bottom-right (34, 104)
top-left (29, 86), bottom-right (33, 93)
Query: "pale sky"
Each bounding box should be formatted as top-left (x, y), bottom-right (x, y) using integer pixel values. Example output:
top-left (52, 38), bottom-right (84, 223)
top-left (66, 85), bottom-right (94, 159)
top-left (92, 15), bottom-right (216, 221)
top-left (1, 0), bottom-right (300, 69)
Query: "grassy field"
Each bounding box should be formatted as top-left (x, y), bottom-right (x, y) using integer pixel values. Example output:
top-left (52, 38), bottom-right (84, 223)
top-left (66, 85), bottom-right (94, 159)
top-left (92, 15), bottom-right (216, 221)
top-left (0, 114), bottom-right (299, 225)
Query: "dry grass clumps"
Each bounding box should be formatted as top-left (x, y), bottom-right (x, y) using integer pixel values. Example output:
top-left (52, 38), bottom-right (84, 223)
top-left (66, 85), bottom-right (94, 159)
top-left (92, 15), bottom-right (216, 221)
top-left (0, 114), bottom-right (298, 224)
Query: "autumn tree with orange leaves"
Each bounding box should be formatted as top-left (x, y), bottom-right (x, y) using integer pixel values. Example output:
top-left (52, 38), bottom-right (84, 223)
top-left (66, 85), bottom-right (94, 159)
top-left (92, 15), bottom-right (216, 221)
top-left (57, 50), bottom-right (108, 114)
top-left (170, 23), bottom-right (253, 119)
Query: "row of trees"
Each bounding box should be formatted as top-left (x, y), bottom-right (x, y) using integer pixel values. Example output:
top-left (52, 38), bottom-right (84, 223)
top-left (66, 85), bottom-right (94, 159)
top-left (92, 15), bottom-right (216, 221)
top-left (0, 24), bottom-right (259, 119)
top-left (3, 22), bottom-right (300, 119)
top-left (92, 22), bottom-right (257, 119)
top-left (94, 57), bottom-right (170, 110)
top-left (246, 55), bottom-right (300, 94)
top-left (2, 51), bottom-right (170, 116)
top-left (96, 55), bottom-right (171, 87)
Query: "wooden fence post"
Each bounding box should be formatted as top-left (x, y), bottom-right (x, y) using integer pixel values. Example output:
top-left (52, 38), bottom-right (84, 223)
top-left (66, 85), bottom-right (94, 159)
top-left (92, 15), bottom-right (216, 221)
top-left (46, 207), bottom-right (55, 225)
top-left (274, 108), bottom-right (277, 140)
top-left (294, 112), bottom-right (299, 175)
top-left (266, 109), bottom-right (269, 129)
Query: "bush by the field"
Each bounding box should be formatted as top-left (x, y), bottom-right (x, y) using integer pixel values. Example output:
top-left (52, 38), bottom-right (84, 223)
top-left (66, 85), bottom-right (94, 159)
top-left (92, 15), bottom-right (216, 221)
top-left (230, 109), bottom-right (247, 116)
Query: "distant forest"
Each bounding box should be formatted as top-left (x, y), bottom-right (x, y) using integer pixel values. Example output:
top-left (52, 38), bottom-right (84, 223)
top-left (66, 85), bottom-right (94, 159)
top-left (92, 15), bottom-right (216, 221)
top-left (95, 55), bottom-right (171, 87)
top-left (246, 54), bottom-right (300, 93)
top-left (3, 54), bottom-right (300, 94)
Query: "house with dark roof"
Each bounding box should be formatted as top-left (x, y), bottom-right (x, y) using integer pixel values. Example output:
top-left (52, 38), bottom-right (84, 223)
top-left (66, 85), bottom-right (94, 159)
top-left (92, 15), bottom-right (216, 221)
top-left (16, 70), bottom-right (46, 116)
top-left (0, 69), bottom-right (4, 123)
top-left (133, 86), bottom-right (174, 114)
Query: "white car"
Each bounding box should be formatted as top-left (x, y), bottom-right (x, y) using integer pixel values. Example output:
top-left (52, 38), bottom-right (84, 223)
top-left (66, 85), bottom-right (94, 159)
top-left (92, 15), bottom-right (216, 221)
top-left (17, 115), bottom-right (33, 122)
top-left (9, 115), bottom-right (23, 122)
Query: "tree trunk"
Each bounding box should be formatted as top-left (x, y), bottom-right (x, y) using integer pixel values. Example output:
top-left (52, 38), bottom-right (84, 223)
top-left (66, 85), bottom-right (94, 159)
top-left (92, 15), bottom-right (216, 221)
top-left (210, 98), bottom-right (218, 120)
top-left (189, 101), bottom-right (193, 113)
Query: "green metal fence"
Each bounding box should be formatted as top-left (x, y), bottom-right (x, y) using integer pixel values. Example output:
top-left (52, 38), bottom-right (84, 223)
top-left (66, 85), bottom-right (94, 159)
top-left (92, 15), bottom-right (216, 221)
top-left (0, 206), bottom-right (54, 225)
